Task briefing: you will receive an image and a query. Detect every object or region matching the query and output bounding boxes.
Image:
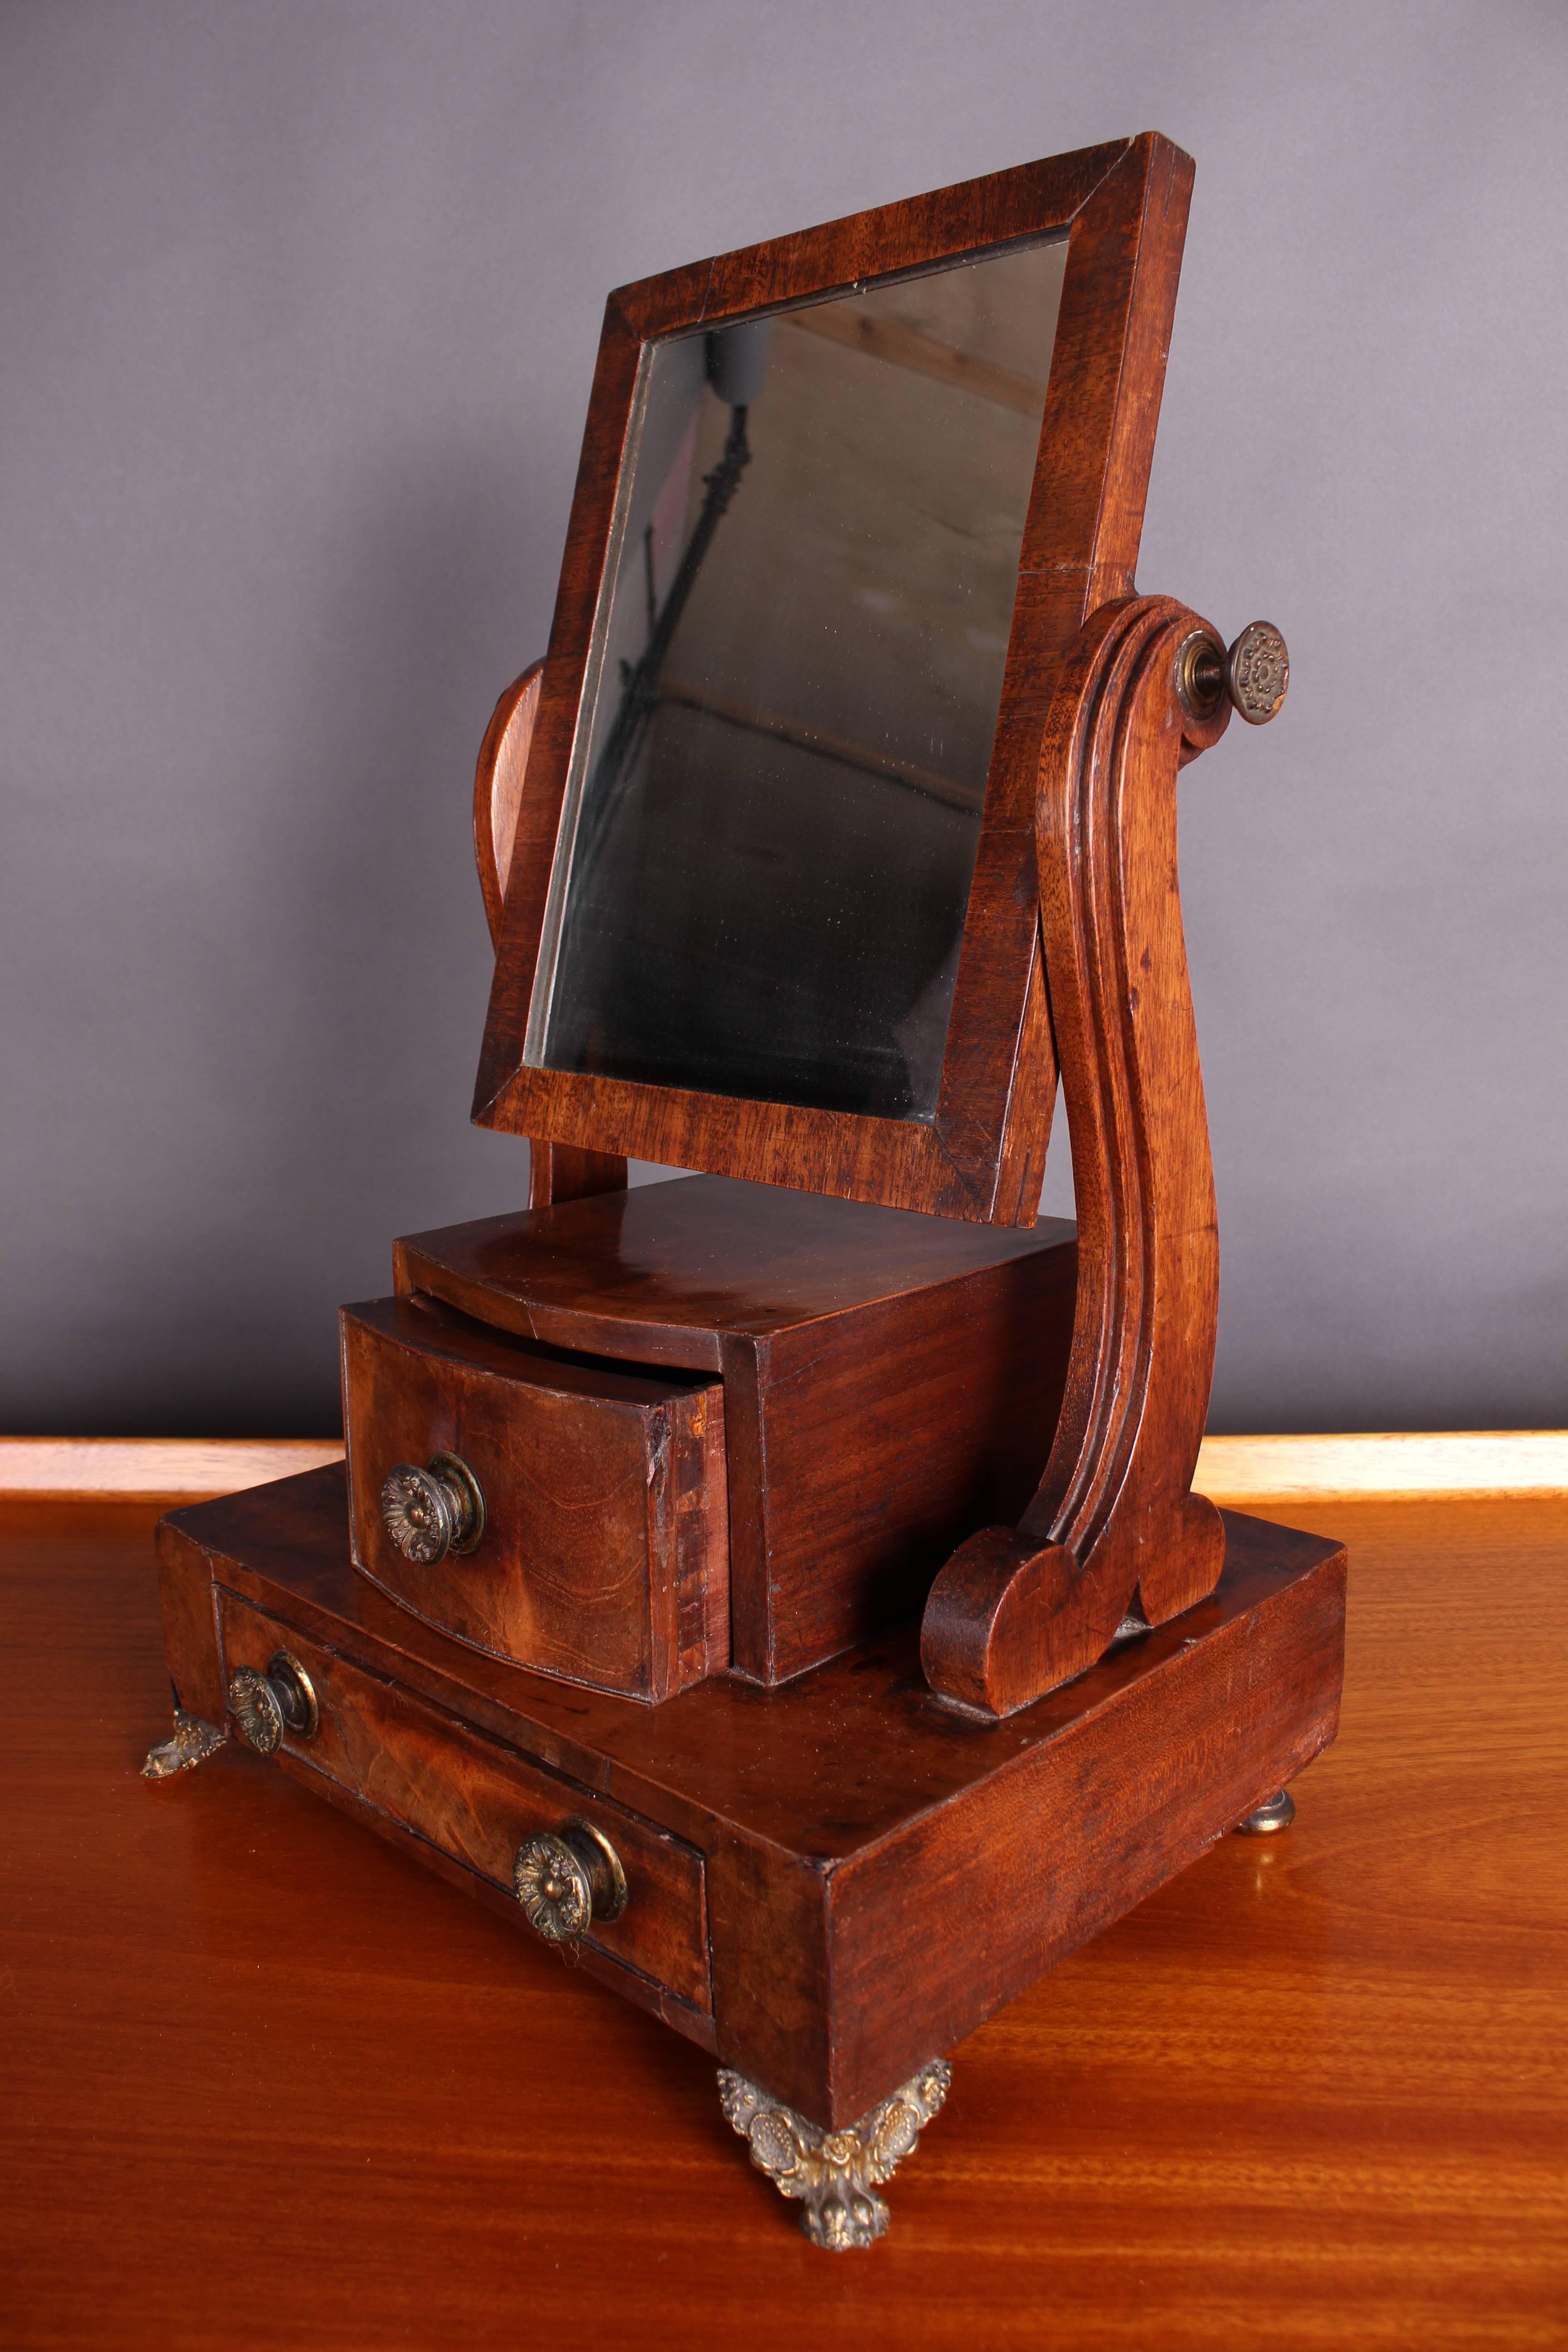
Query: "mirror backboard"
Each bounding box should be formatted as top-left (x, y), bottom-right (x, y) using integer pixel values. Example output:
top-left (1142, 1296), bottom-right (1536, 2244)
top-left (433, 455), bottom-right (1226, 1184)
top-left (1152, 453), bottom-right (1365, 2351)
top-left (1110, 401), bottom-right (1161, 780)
top-left (475, 133), bottom-right (1192, 1223)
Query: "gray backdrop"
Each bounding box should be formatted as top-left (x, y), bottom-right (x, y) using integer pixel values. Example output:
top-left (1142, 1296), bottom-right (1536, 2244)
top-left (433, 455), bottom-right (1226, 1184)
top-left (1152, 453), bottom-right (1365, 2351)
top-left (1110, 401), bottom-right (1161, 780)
top-left (4, 0), bottom-right (1564, 1438)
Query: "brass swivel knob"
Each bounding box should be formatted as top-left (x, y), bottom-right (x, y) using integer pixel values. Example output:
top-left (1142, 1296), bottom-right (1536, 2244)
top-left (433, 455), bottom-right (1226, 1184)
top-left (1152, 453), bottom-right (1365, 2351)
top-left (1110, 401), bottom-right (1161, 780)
top-left (513, 1818), bottom-right (628, 1944)
top-left (228, 1650), bottom-right (319, 1755)
top-left (1177, 620), bottom-right (1289, 726)
top-left (379, 1450), bottom-right (485, 1563)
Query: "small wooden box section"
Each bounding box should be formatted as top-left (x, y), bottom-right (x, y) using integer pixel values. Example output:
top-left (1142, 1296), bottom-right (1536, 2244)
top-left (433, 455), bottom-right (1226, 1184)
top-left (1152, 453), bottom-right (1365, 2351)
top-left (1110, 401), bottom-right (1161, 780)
top-left (219, 1590), bottom-right (711, 2013)
top-left (396, 1175), bottom-right (1078, 1685)
top-left (341, 1294), bottom-right (727, 1701)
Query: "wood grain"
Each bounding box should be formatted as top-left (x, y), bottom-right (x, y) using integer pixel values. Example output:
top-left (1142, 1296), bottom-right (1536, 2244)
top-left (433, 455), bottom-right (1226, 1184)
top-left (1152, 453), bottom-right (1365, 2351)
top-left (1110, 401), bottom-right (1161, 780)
top-left (471, 134), bottom-right (1194, 1223)
top-left (394, 1175), bottom-right (1074, 1373)
top-left (525, 1140), bottom-right (629, 1212)
top-left (9, 1430), bottom-right (1565, 1500)
top-left (923, 598), bottom-right (1231, 1714)
top-left (472, 658), bottom-right (544, 952)
top-left (470, 655), bottom-right (629, 1213)
top-left (1198, 1429), bottom-right (1568, 1498)
top-left (4, 1489), bottom-right (1563, 2348)
top-left (220, 1588), bottom-right (715, 2018)
top-left (0, 1436), bottom-right (346, 1495)
top-left (151, 1465), bottom-right (1343, 2126)
top-left (340, 1294), bottom-right (728, 1699)
top-left (396, 1176), bottom-right (1078, 1681)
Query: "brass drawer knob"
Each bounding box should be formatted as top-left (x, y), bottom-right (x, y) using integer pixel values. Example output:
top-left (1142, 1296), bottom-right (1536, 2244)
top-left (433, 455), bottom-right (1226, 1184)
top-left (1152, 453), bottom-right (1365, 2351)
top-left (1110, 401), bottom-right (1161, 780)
top-left (379, 1450), bottom-right (485, 1563)
top-left (1177, 620), bottom-right (1289, 726)
top-left (228, 1650), bottom-right (319, 1756)
top-left (514, 1818), bottom-right (628, 1944)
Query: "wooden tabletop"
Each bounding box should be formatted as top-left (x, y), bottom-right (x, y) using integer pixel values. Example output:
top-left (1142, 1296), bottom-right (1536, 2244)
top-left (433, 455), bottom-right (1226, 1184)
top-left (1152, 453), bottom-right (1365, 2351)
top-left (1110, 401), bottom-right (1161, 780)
top-left (4, 1490), bottom-right (1565, 2349)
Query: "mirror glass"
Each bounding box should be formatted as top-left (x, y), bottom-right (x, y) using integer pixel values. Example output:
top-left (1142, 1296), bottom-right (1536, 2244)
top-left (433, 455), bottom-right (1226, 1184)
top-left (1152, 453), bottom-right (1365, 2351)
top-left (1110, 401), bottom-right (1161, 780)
top-left (533, 235), bottom-right (1067, 1118)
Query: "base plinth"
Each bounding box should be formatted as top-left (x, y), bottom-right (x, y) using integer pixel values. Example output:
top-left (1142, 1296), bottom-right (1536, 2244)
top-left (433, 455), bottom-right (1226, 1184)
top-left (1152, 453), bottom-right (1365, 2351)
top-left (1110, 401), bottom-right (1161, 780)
top-left (147, 1466), bottom-right (1344, 2209)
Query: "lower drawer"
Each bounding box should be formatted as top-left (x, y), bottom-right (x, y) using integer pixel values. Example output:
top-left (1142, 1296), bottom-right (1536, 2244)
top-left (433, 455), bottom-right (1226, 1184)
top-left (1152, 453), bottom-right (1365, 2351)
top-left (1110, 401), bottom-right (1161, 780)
top-left (218, 1591), bottom-right (712, 2016)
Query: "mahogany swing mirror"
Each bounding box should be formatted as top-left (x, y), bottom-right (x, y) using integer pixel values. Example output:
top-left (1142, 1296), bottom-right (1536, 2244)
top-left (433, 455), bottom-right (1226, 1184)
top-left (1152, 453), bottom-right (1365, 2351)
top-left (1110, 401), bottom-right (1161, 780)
top-left (147, 133), bottom-right (1339, 2255)
top-left (476, 131), bottom-right (1207, 1220)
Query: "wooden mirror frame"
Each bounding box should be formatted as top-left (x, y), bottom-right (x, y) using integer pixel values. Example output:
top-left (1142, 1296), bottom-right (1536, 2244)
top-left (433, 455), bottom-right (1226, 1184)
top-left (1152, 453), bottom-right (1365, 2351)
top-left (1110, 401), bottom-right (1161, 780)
top-left (472, 132), bottom-right (1194, 1225)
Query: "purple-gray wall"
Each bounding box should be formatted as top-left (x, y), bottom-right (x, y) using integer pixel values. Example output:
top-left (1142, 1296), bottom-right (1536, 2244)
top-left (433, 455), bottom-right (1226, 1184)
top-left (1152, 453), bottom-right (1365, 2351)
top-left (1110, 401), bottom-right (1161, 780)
top-left (4, 0), bottom-right (1564, 1436)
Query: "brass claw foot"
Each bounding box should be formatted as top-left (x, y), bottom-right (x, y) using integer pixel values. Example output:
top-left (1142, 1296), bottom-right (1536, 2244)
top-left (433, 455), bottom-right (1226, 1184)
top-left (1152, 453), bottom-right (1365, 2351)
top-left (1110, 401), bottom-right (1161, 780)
top-left (718, 2059), bottom-right (951, 2249)
top-left (142, 1707), bottom-right (225, 1779)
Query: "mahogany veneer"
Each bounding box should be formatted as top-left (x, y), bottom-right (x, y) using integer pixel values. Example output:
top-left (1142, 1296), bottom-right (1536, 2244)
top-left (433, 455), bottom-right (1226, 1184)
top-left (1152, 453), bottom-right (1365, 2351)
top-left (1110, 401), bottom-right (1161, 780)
top-left (156, 1464), bottom-right (1345, 2127)
top-left (395, 1176), bottom-right (1078, 1684)
top-left (16, 1492), bottom-right (1560, 2347)
top-left (474, 132), bottom-right (1195, 1223)
top-left (137, 129), bottom-right (1334, 2245)
top-left (341, 1292), bottom-right (728, 1700)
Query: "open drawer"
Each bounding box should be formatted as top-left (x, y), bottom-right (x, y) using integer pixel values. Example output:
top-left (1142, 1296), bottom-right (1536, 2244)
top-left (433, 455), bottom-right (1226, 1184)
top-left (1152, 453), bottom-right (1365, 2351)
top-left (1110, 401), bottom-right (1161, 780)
top-left (341, 1294), bottom-right (728, 1700)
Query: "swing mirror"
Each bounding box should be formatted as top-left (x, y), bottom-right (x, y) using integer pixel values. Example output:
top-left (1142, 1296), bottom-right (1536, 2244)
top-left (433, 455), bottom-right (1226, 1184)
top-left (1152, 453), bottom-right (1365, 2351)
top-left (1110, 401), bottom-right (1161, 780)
top-left (533, 240), bottom-right (1067, 1121)
top-left (474, 135), bottom-right (1191, 1223)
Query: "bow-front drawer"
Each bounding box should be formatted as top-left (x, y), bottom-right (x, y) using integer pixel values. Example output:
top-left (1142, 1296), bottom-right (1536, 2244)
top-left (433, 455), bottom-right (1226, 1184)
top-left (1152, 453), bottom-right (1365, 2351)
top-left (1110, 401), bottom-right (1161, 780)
top-left (217, 1592), bottom-right (712, 2014)
top-left (341, 1294), bottom-right (728, 1700)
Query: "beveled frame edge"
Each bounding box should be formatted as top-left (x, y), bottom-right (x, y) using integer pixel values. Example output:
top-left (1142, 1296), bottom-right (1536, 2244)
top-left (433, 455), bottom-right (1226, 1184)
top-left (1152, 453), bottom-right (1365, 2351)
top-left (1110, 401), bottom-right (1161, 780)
top-left (472, 131), bottom-right (1194, 1225)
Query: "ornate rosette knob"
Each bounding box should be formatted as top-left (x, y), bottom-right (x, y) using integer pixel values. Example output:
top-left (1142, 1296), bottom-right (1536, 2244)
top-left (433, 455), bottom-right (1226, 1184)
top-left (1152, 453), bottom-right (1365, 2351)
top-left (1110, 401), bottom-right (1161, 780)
top-left (228, 1651), bottom-right (318, 1755)
top-left (1177, 619), bottom-right (1289, 726)
top-left (378, 1451), bottom-right (485, 1564)
top-left (513, 1819), bottom-right (627, 1944)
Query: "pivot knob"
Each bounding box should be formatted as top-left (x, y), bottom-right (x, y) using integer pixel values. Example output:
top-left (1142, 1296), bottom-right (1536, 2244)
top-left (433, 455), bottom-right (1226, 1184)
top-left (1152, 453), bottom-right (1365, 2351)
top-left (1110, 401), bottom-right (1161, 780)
top-left (379, 1450), bottom-right (485, 1563)
top-left (228, 1650), bottom-right (319, 1755)
top-left (1177, 620), bottom-right (1289, 725)
top-left (513, 1818), bottom-right (628, 1944)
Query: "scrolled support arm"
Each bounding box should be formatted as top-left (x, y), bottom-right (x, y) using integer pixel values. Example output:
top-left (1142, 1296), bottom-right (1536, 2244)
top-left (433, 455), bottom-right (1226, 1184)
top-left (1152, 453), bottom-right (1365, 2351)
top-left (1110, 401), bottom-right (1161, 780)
top-left (921, 596), bottom-right (1242, 1717)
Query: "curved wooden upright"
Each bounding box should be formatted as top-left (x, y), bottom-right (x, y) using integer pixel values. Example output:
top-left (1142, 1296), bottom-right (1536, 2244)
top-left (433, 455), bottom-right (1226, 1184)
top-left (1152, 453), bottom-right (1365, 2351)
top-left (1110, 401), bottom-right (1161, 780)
top-left (921, 596), bottom-right (1233, 1717)
top-left (473, 661), bottom-right (627, 1213)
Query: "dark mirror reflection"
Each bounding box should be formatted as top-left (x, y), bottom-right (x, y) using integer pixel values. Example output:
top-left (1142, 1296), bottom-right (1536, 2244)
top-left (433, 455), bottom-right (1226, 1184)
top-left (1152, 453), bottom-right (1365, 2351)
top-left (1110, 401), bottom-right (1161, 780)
top-left (537, 237), bottom-right (1067, 1118)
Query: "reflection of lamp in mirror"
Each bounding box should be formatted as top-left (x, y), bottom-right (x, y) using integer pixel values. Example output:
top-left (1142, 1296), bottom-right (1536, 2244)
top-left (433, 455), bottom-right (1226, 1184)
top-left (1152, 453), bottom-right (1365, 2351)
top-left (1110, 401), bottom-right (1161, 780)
top-left (706, 318), bottom-right (772, 406)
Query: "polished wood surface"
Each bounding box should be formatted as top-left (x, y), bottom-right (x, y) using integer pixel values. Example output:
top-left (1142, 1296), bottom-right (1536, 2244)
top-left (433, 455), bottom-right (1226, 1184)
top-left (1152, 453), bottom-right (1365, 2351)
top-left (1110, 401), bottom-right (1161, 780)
top-left (0, 1434), bottom-right (348, 1495)
top-left (472, 657), bottom-right (543, 952)
top-left (397, 1177), bottom-right (1079, 1680)
top-left (341, 1295), bottom-right (728, 1698)
top-left (473, 134), bottom-right (1194, 1223)
top-left (9, 1429), bottom-right (1565, 1500)
top-left (5, 1489), bottom-right (1562, 2347)
top-left (525, 1137), bottom-right (630, 1211)
top-left (923, 597), bottom-right (1231, 1714)
top-left (396, 1174), bottom-right (1076, 1372)
top-left (221, 1586), bottom-right (715, 2020)
top-left (471, 654), bottom-right (629, 1213)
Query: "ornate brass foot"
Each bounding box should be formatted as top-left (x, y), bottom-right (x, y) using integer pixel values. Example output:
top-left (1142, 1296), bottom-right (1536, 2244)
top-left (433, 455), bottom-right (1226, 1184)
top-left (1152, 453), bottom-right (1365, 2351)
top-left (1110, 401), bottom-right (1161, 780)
top-left (718, 2060), bottom-right (951, 2249)
top-left (142, 1707), bottom-right (225, 1779)
top-left (1235, 1786), bottom-right (1295, 1834)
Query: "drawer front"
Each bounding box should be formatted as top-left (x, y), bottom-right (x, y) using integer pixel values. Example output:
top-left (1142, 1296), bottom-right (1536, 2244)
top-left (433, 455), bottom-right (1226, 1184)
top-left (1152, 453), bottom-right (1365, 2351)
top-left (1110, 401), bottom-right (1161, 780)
top-left (342, 1295), bottom-right (727, 1700)
top-left (219, 1593), bottom-right (711, 2012)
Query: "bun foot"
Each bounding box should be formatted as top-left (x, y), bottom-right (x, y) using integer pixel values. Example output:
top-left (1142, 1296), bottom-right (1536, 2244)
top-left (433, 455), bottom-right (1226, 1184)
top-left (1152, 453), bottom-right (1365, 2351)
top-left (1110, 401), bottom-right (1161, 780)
top-left (1235, 1787), bottom-right (1296, 1835)
top-left (718, 2060), bottom-right (951, 2249)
